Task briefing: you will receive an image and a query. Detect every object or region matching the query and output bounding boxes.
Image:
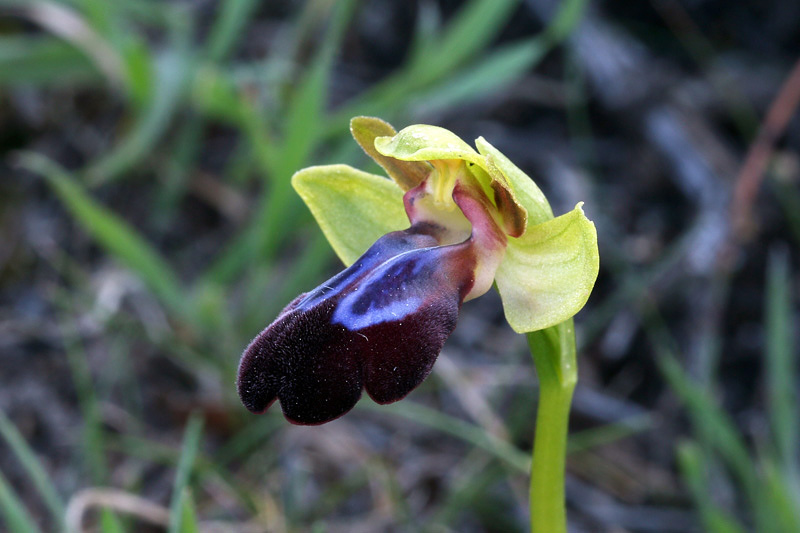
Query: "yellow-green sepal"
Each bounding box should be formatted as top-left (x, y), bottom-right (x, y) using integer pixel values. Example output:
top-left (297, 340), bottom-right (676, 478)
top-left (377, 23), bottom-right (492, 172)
top-left (374, 124), bottom-right (486, 166)
top-left (292, 164), bottom-right (409, 266)
top-left (350, 117), bottom-right (429, 191)
top-left (475, 136), bottom-right (553, 226)
top-left (495, 203), bottom-right (599, 333)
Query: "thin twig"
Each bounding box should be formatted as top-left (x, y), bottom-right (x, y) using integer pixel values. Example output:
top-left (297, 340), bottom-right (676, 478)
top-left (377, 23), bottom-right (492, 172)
top-left (732, 56), bottom-right (800, 240)
top-left (65, 488), bottom-right (170, 532)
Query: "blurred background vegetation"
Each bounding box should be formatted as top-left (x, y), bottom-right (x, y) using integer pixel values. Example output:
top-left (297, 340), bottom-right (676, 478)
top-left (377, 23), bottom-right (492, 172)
top-left (1, 0), bottom-right (798, 531)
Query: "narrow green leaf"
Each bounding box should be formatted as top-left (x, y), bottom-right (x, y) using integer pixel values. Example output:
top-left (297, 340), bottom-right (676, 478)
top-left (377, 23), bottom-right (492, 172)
top-left (358, 402), bottom-right (529, 473)
top-left (0, 411), bottom-right (64, 530)
top-left (61, 322), bottom-right (107, 483)
top-left (99, 509), bottom-right (125, 533)
top-left (205, 0), bottom-right (258, 62)
top-left (411, 0), bottom-right (520, 83)
top-left (168, 413), bottom-right (203, 533)
top-left (677, 440), bottom-right (747, 533)
top-left (763, 460), bottom-right (800, 533)
top-left (0, 470), bottom-right (42, 533)
top-left (766, 248), bottom-right (798, 475)
top-left (659, 356), bottom-right (760, 516)
top-left (119, 37), bottom-right (155, 109)
top-left (329, 0), bottom-right (586, 130)
top-left (20, 153), bottom-right (187, 320)
top-left (201, 0), bottom-right (358, 287)
top-left (86, 48), bottom-right (192, 183)
top-left (566, 414), bottom-right (651, 453)
top-left (177, 490), bottom-right (200, 533)
top-left (0, 36), bottom-right (98, 85)
top-left (411, 38), bottom-right (550, 115)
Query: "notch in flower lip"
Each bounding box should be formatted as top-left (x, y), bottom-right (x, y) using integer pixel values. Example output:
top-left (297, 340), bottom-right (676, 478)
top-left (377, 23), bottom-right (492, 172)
top-left (237, 117), bottom-right (599, 425)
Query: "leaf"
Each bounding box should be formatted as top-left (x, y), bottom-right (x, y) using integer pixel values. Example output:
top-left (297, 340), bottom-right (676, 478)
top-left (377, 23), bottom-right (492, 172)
top-left (495, 204), bottom-right (598, 333)
top-left (0, 411), bottom-right (63, 530)
top-left (169, 414), bottom-right (203, 533)
top-left (765, 248), bottom-right (798, 473)
top-left (677, 440), bottom-right (748, 533)
top-left (19, 153), bottom-right (187, 320)
top-left (204, 0), bottom-right (259, 62)
top-left (86, 48), bottom-right (191, 184)
top-left (0, 36), bottom-right (98, 86)
top-left (292, 164), bottom-right (409, 266)
top-left (0, 470), bottom-right (42, 533)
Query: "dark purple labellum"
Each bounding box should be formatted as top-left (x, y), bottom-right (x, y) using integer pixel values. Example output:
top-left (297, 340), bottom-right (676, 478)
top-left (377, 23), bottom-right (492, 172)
top-left (237, 224), bottom-right (477, 425)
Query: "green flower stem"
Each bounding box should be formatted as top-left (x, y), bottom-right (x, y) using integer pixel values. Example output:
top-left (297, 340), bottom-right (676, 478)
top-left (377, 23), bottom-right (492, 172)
top-left (527, 318), bottom-right (578, 533)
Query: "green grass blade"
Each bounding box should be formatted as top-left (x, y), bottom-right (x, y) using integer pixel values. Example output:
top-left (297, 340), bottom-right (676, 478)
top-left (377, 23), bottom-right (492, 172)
top-left (205, 0), bottom-right (258, 62)
top-left (0, 411), bottom-right (65, 530)
top-left (0, 470), bottom-right (42, 533)
top-left (176, 490), bottom-right (200, 533)
top-left (119, 37), bottom-right (156, 109)
top-left (79, 0), bottom-right (120, 41)
top-left (0, 36), bottom-right (98, 85)
top-left (764, 460), bottom-right (800, 532)
top-left (329, 0), bottom-right (585, 131)
top-left (86, 48), bottom-right (191, 184)
top-left (60, 321), bottom-right (108, 483)
top-left (168, 413), bottom-right (204, 533)
top-left (765, 248), bottom-right (798, 475)
top-left (358, 401), bottom-right (530, 473)
top-left (413, 0), bottom-right (520, 82)
top-left (677, 440), bottom-right (747, 533)
top-left (214, 416), bottom-right (284, 467)
top-left (19, 153), bottom-right (188, 320)
top-left (412, 38), bottom-right (550, 115)
top-left (566, 414), bottom-right (651, 453)
top-left (99, 509), bottom-right (125, 533)
top-left (200, 0), bottom-right (356, 287)
top-left (659, 356), bottom-right (761, 521)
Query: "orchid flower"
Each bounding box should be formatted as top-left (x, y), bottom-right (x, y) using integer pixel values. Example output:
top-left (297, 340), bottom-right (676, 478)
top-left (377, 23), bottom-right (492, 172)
top-left (237, 117), bottom-right (598, 425)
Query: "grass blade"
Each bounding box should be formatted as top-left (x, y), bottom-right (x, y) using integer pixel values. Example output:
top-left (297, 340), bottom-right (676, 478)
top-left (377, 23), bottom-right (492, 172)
top-left (200, 0), bottom-right (357, 286)
top-left (659, 355), bottom-right (762, 525)
top-left (86, 48), bottom-right (191, 184)
top-left (0, 411), bottom-right (65, 530)
top-left (19, 153), bottom-right (188, 321)
top-left (0, 35), bottom-right (98, 85)
top-left (0, 470), bottom-right (42, 533)
top-left (765, 248), bottom-right (798, 475)
top-left (175, 490), bottom-right (200, 533)
top-left (60, 320), bottom-right (108, 483)
top-left (205, 0), bottom-right (258, 62)
top-left (763, 460), bottom-right (800, 532)
top-left (358, 401), bottom-right (530, 473)
top-left (168, 413), bottom-right (204, 533)
top-left (409, 0), bottom-right (520, 83)
top-left (677, 440), bottom-right (747, 533)
top-left (412, 38), bottom-right (550, 115)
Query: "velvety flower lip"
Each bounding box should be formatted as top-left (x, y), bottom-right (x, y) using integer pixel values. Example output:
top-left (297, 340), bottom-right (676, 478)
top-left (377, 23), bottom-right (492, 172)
top-left (237, 224), bottom-right (476, 425)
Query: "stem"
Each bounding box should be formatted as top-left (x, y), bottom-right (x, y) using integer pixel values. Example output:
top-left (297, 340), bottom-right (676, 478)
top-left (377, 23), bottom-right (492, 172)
top-left (527, 319), bottom-right (578, 533)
